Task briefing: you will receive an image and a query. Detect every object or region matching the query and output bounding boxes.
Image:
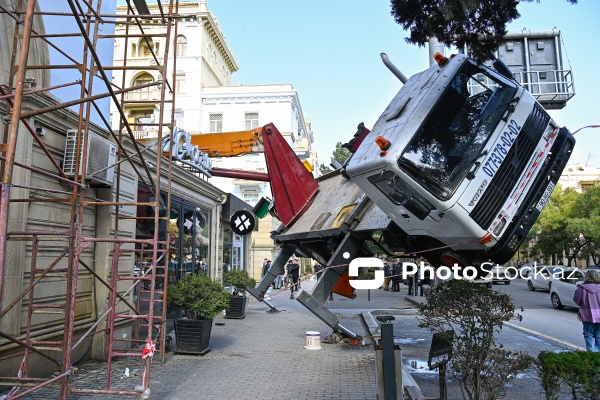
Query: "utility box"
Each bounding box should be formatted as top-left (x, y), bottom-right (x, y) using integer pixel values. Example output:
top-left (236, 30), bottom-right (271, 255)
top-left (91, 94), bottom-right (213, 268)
top-left (469, 29), bottom-right (574, 109)
top-left (63, 129), bottom-right (117, 187)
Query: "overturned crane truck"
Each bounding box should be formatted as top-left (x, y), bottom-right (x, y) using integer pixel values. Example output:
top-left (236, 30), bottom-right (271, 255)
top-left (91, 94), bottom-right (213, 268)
top-left (247, 52), bottom-right (575, 337)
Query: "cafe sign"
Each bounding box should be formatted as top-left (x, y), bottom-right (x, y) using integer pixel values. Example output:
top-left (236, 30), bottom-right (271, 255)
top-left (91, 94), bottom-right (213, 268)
top-left (163, 126), bottom-right (212, 177)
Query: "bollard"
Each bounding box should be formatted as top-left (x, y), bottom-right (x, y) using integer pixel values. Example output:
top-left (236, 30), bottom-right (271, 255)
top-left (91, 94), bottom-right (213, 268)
top-left (375, 320), bottom-right (402, 399)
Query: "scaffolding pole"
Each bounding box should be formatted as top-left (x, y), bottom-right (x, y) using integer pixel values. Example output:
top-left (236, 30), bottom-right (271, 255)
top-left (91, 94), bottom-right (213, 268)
top-left (0, 0), bottom-right (180, 398)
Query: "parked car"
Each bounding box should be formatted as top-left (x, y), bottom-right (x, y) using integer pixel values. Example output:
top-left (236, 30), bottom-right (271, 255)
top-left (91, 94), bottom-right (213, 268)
top-left (550, 269), bottom-right (586, 309)
top-left (520, 263), bottom-right (543, 278)
top-left (527, 266), bottom-right (571, 291)
top-left (587, 265), bottom-right (600, 270)
top-left (487, 265), bottom-right (517, 285)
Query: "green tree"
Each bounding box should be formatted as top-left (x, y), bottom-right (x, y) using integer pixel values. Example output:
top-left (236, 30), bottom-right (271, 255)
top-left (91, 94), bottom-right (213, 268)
top-left (390, 0), bottom-right (577, 63)
top-left (571, 185), bottom-right (600, 265)
top-left (530, 185), bottom-right (579, 265)
top-left (419, 280), bottom-right (532, 399)
top-left (333, 141), bottom-right (351, 165)
top-left (527, 184), bottom-right (600, 267)
top-left (319, 164), bottom-right (333, 175)
top-left (320, 142), bottom-right (351, 176)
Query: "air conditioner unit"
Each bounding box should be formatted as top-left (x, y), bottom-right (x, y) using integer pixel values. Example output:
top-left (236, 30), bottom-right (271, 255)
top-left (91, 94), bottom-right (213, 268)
top-left (63, 129), bottom-right (117, 187)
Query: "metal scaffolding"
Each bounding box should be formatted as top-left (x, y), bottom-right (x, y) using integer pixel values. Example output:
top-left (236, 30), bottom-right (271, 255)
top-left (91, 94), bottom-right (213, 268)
top-left (0, 0), bottom-right (181, 397)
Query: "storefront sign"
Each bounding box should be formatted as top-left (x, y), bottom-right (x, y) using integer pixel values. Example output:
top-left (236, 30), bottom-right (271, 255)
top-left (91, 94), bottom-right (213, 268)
top-left (163, 126), bottom-right (212, 177)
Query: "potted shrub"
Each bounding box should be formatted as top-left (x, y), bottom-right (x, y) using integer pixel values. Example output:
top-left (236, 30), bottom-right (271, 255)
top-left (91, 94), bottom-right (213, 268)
top-left (223, 269), bottom-right (257, 319)
top-left (167, 274), bottom-right (230, 355)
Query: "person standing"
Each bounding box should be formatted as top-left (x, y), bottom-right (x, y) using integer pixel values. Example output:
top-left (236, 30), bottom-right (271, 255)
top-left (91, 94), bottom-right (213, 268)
top-left (391, 260), bottom-right (400, 293)
top-left (261, 258), bottom-right (270, 278)
top-left (573, 270), bottom-right (600, 351)
top-left (314, 262), bottom-right (324, 281)
top-left (293, 259), bottom-right (302, 289)
top-left (383, 261), bottom-right (392, 291)
top-left (274, 265), bottom-right (283, 290)
top-left (287, 260), bottom-right (300, 298)
top-left (407, 269), bottom-right (415, 296)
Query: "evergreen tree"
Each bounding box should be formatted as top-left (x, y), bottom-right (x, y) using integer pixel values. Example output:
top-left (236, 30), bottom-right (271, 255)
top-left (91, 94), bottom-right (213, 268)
top-left (390, 0), bottom-right (577, 63)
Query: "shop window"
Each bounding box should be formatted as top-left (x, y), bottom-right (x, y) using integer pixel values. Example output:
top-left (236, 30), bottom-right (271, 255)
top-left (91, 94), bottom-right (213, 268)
top-left (136, 185), bottom-right (211, 285)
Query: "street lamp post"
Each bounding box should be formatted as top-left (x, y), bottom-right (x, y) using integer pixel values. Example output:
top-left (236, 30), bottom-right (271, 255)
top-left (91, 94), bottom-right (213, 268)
top-left (572, 125), bottom-right (600, 135)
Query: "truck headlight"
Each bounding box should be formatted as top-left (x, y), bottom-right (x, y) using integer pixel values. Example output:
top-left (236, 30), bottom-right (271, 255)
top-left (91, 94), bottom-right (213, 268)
top-left (543, 125), bottom-right (557, 141)
top-left (492, 217), bottom-right (507, 236)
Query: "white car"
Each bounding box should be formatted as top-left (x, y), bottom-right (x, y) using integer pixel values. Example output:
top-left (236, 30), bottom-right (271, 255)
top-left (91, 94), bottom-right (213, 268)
top-left (550, 269), bottom-right (586, 309)
top-left (527, 266), bottom-right (571, 291)
top-left (520, 263), bottom-right (544, 278)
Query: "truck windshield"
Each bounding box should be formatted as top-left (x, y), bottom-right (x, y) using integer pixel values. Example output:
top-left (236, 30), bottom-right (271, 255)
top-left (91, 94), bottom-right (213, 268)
top-left (398, 61), bottom-right (517, 200)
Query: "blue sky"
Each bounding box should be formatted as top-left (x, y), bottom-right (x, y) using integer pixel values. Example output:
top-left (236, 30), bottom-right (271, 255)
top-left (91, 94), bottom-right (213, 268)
top-left (42, 1), bottom-right (599, 167)
top-left (207, 1), bottom-right (600, 167)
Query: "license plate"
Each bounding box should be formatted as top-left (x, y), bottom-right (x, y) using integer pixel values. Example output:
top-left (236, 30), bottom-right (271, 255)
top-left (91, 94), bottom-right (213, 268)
top-left (536, 181), bottom-right (555, 212)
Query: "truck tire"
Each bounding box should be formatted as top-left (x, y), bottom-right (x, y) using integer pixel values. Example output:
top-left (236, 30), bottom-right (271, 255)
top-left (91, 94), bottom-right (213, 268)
top-left (527, 280), bottom-right (535, 291)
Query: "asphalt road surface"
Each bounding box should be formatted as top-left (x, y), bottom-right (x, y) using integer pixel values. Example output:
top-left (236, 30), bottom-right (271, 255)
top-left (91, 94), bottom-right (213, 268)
top-left (492, 277), bottom-right (584, 351)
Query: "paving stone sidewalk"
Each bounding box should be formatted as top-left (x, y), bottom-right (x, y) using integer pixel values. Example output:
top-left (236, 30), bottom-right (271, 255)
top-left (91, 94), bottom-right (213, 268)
top-left (6, 279), bottom-right (578, 399)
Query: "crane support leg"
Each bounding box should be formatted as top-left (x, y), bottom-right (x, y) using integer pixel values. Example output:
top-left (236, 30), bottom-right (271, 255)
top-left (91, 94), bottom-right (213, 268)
top-left (247, 246), bottom-right (294, 312)
top-left (296, 232), bottom-right (365, 338)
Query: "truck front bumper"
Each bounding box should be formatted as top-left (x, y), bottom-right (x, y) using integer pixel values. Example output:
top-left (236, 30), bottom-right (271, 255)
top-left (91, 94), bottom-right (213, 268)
top-left (488, 127), bottom-right (575, 263)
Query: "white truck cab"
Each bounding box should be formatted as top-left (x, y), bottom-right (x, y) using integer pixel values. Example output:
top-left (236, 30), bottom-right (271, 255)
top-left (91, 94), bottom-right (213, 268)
top-left (345, 54), bottom-right (574, 267)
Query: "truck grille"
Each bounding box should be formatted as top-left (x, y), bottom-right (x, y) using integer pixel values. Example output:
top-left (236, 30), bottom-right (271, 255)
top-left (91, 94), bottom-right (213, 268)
top-left (470, 104), bottom-right (550, 229)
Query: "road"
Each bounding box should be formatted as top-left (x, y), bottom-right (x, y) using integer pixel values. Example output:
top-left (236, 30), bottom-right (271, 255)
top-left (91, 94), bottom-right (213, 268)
top-left (491, 277), bottom-right (584, 350)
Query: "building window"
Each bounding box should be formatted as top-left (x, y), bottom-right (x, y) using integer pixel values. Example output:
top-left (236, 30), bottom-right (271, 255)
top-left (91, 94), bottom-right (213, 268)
top-left (176, 35), bottom-right (187, 57)
top-left (175, 73), bottom-right (185, 94)
top-left (173, 110), bottom-right (184, 129)
top-left (244, 154), bottom-right (259, 171)
top-left (242, 191), bottom-right (259, 205)
top-left (209, 113), bottom-right (223, 132)
top-left (139, 38), bottom-right (155, 57)
top-left (581, 181), bottom-right (598, 192)
top-left (245, 112), bottom-right (259, 130)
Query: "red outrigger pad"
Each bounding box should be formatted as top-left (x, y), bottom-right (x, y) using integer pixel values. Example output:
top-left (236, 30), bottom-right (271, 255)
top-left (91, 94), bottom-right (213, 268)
top-left (261, 123), bottom-right (319, 227)
top-left (332, 270), bottom-right (356, 299)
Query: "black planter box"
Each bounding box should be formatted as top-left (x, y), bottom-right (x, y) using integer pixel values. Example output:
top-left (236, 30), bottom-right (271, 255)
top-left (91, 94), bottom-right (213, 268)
top-left (174, 318), bottom-right (213, 355)
top-left (225, 295), bottom-right (247, 319)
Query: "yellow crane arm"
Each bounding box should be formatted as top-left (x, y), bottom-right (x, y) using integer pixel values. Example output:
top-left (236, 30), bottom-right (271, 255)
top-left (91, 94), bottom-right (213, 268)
top-left (188, 128), bottom-right (264, 157)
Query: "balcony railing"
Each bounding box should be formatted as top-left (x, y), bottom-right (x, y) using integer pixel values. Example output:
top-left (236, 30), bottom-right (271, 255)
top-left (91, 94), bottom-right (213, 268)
top-left (124, 89), bottom-right (161, 102)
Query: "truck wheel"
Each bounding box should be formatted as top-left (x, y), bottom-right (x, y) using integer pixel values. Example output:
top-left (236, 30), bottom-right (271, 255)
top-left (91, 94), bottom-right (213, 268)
top-left (527, 280), bottom-right (535, 291)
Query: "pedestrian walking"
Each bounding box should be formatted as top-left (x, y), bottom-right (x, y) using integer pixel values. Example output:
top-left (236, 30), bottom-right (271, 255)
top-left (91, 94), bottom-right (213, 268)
top-left (573, 269), bottom-right (600, 351)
